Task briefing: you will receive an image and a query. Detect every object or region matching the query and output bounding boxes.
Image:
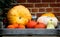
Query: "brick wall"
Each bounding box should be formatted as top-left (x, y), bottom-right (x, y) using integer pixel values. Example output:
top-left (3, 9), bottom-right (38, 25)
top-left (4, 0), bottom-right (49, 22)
top-left (11, 0), bottom-right (60, 21)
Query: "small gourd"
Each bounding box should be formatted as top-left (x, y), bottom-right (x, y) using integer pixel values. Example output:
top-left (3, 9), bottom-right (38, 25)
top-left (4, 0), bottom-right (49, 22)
top-left (47, 19), bottom-right (55, 29)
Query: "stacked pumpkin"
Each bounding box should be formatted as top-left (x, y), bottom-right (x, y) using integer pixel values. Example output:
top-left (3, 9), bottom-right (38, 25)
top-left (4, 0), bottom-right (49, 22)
top-left (7, 5), bottom-right (58, 29)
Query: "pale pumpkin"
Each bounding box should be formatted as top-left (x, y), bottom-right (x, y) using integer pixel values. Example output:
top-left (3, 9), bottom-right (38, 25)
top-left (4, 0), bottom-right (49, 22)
top-left (37, 12), bottom-right (58, 27)
top-left (7, 5), bottom-right (32, 25)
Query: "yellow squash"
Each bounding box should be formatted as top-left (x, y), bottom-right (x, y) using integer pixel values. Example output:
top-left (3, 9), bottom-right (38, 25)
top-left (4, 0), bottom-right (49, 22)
top-left (7, 5), bottom-right (32, 25)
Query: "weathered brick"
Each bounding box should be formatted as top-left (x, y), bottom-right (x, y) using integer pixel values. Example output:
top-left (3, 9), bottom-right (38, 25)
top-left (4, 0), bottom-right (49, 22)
top-left (27, 0), bottom-right (41, 3)
top-left (53, 8), bottom-right (60, 12)
top-left (46, 8), bottom-right (52, 12)
top-left (42, 0), bottom-right (56, 2)
top-left (20, 4), bottom-right (34, 8)
top-left (35, 3), bottom-right (48, 7)
top-left (54, 13), bottom-right (60, 16)
top-left (36, 13), bottom-right (44, 17)
top-left (39, 8), bottom-right (45, 12)
top-left (32, 8), bottom-right (39, 12)
top-left (16, 0), bottom-right (26, 3)
top-left (50, 3), bottom-right (60, 7)
top-left (57, 0), bottom-right (60, 2)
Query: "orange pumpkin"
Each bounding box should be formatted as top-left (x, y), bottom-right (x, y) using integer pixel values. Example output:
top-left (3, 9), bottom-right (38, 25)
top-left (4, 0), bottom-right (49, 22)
top-left (18, 25), bottom-right (25, 29)
top-left (7, 25), bottom-right (16, 28)
top-left (7, 23), bottom-right (18, 28)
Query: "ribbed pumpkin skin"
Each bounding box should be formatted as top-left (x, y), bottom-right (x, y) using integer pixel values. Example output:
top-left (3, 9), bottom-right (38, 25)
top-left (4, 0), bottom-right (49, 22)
top-left (37, 12), bottom-right (58, 27)
top-left (7, 5), bottom-right (32, 25)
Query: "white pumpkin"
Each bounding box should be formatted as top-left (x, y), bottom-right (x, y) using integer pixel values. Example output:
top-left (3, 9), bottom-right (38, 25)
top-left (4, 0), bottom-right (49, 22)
top-left (37, 12), bottom-right (58, 27)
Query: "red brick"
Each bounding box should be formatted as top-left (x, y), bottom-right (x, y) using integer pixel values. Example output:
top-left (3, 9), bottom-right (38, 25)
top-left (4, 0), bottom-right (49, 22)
top-left (37, 13), bottom-right (44, 17)
top-left (16, 0), bottom-right (26, 3)
top-left (20, 4), bottom-right (34, 8)
top-left (42, 0), bottom-right (56, 2)
top-left (53, 8), bottom-right (60, 12)
top-left (27, 0), bottom-right (41, 3)
top-left (46, 8), bottom-right (52, 12)
top-left (32, 8), bottom-right (39, 12)
top-left (57, 0), bottom-right (60, 2)
top-left (50, 3), bottom-right (60, 7)
top-left (35, 3), bottom-right (48, 7)
top-left (39, 8), bottom-right (45, 12)
top-left (53, 13), bottom-right (60, 16)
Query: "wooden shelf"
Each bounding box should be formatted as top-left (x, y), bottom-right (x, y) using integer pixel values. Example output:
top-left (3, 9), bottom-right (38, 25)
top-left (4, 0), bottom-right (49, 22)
top-left (0, 28), bottom-right (59, 36)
